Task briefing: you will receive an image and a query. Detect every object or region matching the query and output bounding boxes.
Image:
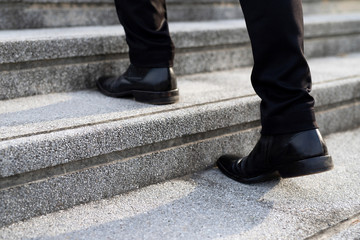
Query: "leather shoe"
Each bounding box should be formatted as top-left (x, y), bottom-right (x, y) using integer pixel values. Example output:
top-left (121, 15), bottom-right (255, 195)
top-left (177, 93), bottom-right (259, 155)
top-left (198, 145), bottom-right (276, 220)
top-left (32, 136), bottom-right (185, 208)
top-left (96, 64), bottom-right (179, 105)
top-left (217, 129), bottom-right (333, 183)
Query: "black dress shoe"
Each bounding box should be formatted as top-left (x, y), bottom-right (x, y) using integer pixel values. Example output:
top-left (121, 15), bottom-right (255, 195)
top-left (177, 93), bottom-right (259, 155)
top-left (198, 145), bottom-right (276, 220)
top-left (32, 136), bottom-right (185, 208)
top-left (96, 64), bottom-right (179, 105)
top-left (217, 129), bottom-right (333, 184)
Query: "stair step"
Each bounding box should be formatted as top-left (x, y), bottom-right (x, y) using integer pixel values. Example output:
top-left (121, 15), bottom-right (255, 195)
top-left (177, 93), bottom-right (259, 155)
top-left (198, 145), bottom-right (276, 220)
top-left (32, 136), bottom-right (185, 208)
top-left (1, 53), bottom-right (360, 227)
top-left (1, 126), bottom-right (360, 239)
top-left (1, 0), bottom-right (359, 29)
top-left (1, 13), bottom-right (360, 100)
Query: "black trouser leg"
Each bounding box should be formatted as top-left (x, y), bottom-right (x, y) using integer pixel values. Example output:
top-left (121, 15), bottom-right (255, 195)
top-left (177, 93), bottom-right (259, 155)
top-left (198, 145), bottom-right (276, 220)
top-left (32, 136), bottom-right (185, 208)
top-left (114, 0), bottom-right (174, 67)
top-left (239, 0), bottom-right (317, 135)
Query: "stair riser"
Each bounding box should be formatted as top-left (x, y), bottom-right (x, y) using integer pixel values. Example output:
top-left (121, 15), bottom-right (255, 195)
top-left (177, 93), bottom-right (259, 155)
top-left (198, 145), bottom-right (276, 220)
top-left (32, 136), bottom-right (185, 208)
top-left (1, 0), bottom-right (360, 29)
top-left (1, 35), bottom-right (360, 100)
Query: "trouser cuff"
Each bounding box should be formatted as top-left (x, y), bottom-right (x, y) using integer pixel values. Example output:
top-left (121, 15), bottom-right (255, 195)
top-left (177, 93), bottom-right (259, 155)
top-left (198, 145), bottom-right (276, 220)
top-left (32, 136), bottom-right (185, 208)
top-left (261, 108), bottom-right (318, 135)
top-left (129, 49), bottom-right (174, 68)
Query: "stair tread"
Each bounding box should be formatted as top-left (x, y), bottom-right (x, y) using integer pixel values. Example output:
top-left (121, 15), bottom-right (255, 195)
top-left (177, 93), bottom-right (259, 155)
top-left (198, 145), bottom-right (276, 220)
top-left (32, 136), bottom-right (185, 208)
top-left (1, 13), bottom-right (360, 64)
top-left (1, 13), bottom-right (360, 101)
top-left (1, 53), bottom-right (360, 141)
top-left (1, 0), bottom-right (358, 30)
top-left (1, 127), bottom-right (360, 239)
top-left (0, 53), bottom-right (359, 228)
top-left (1, 53), bottom-right (360, 178)
top-left (1, 12), bottom-right (360, 39)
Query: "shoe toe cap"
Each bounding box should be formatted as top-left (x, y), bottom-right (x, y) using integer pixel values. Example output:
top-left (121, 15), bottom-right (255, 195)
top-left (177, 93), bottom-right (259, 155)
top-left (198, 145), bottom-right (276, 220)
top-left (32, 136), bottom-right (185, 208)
top-left (97, 76), bottom-right (114, 86)
top-left (217, 154), bottom-right (240, 171)
top-left (96, 76), bottom-right (118, 94)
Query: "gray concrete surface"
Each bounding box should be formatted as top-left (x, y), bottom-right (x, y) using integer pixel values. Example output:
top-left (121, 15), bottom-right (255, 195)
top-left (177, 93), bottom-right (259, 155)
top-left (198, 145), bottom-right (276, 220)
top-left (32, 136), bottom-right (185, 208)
top-left (1, 101), bottom-right (358, 226)
top-left (0, 127), bottom-right (261, 227)
top-left (1, 13), bottom-right (360, 99)
top-left (331, 220), bottom-right (360, 240)
top-left (1, 127), bottom-right (359, 240)
top-left (1, 54), bottom-right (359, 177)
top-left (2, 53), bottom-right (360, 140)
top-left (1, 0), bottom-right (359, 29)
top-left (0, 53), bottom-right (359, 227)
top-left (2, 14), bottom-right (359, 64)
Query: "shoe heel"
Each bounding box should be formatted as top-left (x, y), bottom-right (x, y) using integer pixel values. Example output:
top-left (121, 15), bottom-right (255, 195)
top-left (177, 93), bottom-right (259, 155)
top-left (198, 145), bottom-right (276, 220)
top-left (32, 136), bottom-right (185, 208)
top-left (132, 89), bottom-right (179, 105)
top-left (278, 155), bottom-right (333, 178)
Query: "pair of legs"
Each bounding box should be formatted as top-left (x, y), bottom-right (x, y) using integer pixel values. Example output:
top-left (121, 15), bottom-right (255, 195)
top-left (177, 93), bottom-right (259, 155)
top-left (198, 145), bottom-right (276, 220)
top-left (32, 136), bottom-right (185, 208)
top-left (97, 0), bottom-right (333, 183)
top-left (112, 0), bottom-right (316, 135)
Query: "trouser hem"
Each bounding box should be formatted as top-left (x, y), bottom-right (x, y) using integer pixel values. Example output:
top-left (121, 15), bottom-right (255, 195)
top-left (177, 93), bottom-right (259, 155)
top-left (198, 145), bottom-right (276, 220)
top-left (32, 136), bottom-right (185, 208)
top-left (261, 108), bottom-right (318, 135)
top-left (129, 49), bottom-right (174, 68)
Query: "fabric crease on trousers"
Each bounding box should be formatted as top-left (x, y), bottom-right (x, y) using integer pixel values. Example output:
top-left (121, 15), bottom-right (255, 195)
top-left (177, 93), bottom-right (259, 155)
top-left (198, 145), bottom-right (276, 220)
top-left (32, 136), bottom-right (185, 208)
top-left (113, 0), bottom-right (318, 135)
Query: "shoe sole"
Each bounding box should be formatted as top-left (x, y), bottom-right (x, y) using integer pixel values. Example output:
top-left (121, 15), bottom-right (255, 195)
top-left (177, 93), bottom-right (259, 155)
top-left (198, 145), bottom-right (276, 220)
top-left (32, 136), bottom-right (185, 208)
top-left (278, 155), bottom-right (333, 178)
top-left (216, 162), bottom-right (281, 184)
top-left (132, 90), bottom-right (179, 105)
top-left (96, 81), bottom-right (179, 105)
top-left (217, 155), bottom-right (333, 184)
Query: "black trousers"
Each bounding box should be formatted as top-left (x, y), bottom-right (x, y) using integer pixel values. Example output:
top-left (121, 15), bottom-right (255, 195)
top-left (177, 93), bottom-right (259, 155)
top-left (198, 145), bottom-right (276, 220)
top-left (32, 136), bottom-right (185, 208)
top-left (114, 0), bottom-right (318, 135)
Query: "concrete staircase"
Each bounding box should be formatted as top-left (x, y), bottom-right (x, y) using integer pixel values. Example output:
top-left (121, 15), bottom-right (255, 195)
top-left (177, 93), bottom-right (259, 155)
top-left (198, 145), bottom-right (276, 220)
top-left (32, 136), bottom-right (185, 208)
top-left (1, 0), bottom-right (360, 227)
top-left (1, 128), bottom-right (360, 239)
